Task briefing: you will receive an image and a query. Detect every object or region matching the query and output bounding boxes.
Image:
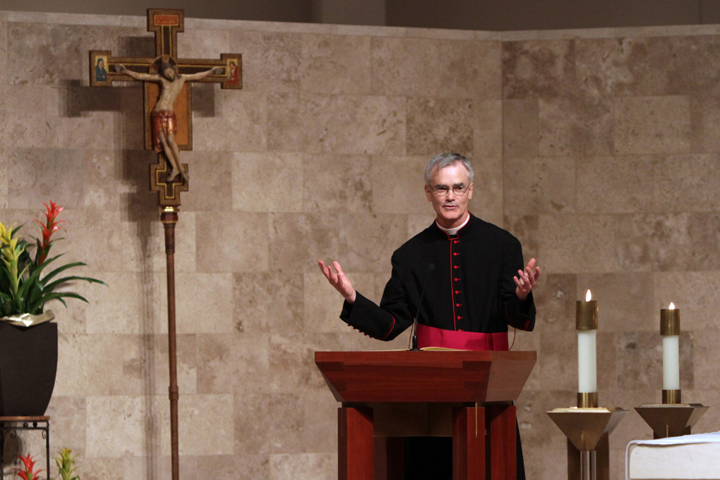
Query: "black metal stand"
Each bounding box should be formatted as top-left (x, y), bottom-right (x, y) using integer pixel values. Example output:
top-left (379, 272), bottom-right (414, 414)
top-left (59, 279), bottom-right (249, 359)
top-left (0, 417), bottom-right (50, 480)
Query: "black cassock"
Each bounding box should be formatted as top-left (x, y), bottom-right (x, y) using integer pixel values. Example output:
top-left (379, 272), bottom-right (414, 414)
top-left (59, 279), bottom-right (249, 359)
top-left (341, 213), bottom-right (536, 338)
top-left (338, 214), bottom-right (536, 480)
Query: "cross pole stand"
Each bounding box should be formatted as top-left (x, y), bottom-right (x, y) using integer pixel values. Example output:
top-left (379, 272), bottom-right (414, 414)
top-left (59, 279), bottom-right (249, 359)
top-left (89, 9), bottom-right (242, 480)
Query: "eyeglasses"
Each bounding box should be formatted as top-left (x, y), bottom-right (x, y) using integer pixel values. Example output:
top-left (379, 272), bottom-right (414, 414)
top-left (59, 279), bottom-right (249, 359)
top-left (428, 184), bottom-right (469, 197)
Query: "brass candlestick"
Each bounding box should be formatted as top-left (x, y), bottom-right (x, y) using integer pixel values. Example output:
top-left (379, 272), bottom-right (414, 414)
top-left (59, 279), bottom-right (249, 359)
top-left (547, 407), bottom-right (627, 480)
top-left (549, 291), bottom-right (627, 480)
top-left (576, 297), bottom-right (598, 330)
top-left (577, 392), bottom-right (598, 409)
top-left (635, 304), bottom-right (708, 438)
top-left (635, 403), bottom-right (708, 439)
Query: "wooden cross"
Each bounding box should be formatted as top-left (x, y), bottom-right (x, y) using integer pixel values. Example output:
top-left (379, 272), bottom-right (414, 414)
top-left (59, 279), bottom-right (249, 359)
top-left (89, 8), bottom-right (242, 206)
top-left (88, 10), bottom-right (242, 480)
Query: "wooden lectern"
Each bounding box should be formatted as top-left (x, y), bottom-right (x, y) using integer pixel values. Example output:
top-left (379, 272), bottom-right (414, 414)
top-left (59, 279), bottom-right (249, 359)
top-left (315, 350), bottom-right (536, 480)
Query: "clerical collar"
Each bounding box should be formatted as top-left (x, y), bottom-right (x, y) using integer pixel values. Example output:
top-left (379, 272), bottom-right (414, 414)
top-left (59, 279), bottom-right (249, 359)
top-left (436, 214), bottom-right (470, 236)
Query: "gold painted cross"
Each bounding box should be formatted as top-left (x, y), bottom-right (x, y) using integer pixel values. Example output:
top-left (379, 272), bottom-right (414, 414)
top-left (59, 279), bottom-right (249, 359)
top-left (89, 8), bottom-right (242, 206)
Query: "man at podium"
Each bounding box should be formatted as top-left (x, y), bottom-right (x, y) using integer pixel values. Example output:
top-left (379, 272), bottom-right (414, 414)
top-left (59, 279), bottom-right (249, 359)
top-left (318, 152), bottom-right (540, 479)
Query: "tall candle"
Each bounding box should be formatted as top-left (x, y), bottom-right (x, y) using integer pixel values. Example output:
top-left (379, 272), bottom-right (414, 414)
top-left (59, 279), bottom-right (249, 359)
top-left (577, 290), bottom-right (598, 394)
top-left (578, 330), bottom-right (597, 393)
top-left (661, 303), bottom-right (680, 392)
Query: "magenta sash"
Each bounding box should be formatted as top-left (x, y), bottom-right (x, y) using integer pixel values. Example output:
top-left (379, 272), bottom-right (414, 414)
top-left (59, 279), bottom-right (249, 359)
top-left (416, 323), bottom-right (508, 351)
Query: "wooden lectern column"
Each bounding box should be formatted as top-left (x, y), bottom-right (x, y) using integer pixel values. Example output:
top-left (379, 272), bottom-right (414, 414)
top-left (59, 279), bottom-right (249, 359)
top-left (452, 405), bottom-right (517, 480)
top-left (453, 406), bottom-right (486, 480)
top-left (339, 407), bottom-right (374, 480)
top-left (317, 350), bottom-right (536, 480)
top-left (486, 405), bottom-right (517, 480)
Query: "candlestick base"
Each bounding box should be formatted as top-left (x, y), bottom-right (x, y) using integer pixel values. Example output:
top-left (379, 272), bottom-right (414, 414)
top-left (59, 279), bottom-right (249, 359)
top-left (577, 392), bottom-right (599, 408)
top-left (662, 389), bottom-right (681, 404)
top-left (547, 407), bottom-right (628, 480)
top-left (635, 403), bottom-right (708, 439)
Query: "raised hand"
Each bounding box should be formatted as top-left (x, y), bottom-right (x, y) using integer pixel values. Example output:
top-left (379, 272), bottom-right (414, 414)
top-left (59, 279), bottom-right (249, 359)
top-left (514, 258), bottom-right (541, 301)
top-left (318, 260), bottom-right (356, 303)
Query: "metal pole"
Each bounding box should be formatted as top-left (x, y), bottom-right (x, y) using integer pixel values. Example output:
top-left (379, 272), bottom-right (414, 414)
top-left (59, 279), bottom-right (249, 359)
top-left (580, 450), bottom-right (596, 480)
top-left (1, 421), bottom-right (5, 480)
top-left (44, 422), bottom-right (49, 480)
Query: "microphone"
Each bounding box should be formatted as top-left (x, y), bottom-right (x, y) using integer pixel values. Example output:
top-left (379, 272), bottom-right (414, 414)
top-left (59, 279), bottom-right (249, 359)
top-left (408, 263), bottom-right (435, 351)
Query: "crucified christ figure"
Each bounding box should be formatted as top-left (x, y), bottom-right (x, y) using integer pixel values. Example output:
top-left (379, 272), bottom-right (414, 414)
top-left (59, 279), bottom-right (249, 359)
top-left (116, 59), bottom-right (224, 182)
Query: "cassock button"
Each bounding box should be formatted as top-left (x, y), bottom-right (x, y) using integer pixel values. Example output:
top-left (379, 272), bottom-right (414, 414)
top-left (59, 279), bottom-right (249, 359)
top-left (453, 240), bottom-right (459, 244)
top-left (455, 290), bottom-right (460, 294)
top-left (453, 252), bottom-right (459, 256)
top-left (457, 316), bottom-right (463, 320)
top-left (454, 278), bottom-right (460, 282)
top-left (456, 303), bottom-right (461, 307)
top-left (453, 265), bottom-right (459, 269)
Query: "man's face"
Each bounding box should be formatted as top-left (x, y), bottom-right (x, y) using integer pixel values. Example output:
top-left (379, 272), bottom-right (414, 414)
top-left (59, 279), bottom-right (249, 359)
top-left (424, 162), bottom-right (474, 229)
top-left (163, 67), bottom-right (176, 80)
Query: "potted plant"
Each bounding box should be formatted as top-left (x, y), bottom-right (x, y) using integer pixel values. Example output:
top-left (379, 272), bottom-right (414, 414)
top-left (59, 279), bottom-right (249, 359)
top-left (0, 201), bottom-right (105, 416)
top-left (55, 448), bottom-right (80, 480)
top-left (12, 454), bottom-right (43, 480)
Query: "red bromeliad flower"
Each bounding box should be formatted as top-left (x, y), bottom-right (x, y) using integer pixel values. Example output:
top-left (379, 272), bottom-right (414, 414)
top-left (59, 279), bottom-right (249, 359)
top-left (13, 454), bottom-right (43, 480)
top-left (33, 201), bottom-right (65, 266)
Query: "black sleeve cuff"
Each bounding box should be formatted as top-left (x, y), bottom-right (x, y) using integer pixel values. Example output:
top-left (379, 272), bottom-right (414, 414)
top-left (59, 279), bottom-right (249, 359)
top-left (338, 292), bottom-right (401, 340)
top-left (505, 291), bottom-right (536, 332)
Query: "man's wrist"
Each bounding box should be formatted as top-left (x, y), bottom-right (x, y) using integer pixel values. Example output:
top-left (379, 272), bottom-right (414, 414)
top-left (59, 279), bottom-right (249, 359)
top-left (345, 290), bottom-right (357, 304)
top-left (517, 291), bottom-right (531, 302)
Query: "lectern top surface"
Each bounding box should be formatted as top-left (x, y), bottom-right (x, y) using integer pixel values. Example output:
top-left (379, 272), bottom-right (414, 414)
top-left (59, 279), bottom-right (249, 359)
top-left (315, 350), bottom-right (536, 404)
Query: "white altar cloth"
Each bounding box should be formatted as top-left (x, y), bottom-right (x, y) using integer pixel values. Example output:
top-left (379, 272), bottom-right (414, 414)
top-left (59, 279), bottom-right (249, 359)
top-left (626, 432), bottom-right (720, 480)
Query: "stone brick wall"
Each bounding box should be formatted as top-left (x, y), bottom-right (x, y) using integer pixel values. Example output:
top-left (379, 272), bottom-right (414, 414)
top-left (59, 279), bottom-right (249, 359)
top-left (1, 10), bottom-right (719, 479)
top-left (503, 26), bottom-right (720, 479)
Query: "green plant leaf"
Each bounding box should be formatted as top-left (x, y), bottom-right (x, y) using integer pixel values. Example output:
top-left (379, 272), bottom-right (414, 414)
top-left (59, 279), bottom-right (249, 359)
top-left (38, 257), bottom-right (87, 286)
top-left (0, 292), bottom-right (12, 315)
top-left (29, 292), bottom-right (87, 313)
top-left (27, 282), bottom-right (44, 308)
top-left (15, 257), bottom-right (56, 309)
top-left (16, 238), bottom-right (28, 251)
top-left (43, 275), bottom-right (107, 293)
top-left (15, 255), bottom-right (62, 313)
top-left (28, 275), bottom-right (104, 314)
top-left (17, 263), bottom-right (30, 282)
top-left (0, 299), bottom-right (12, 316)
top-left (1, 204), bottom-right (104, 315)
top-left (18, 255), bottom-right (105, 313)
top-left (0, 267), bottom-right (13, 290)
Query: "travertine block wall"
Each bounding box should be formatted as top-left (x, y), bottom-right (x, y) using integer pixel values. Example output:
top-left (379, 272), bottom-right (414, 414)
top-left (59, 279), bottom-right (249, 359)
top-left (1, 10), bottom-right (720, 480)
top-left (503, 26), bottom-right (720, 479)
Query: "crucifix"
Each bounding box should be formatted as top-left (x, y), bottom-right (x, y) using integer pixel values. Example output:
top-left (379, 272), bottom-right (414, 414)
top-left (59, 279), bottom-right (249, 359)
top-left (89, 9), bottom-right (242, 480)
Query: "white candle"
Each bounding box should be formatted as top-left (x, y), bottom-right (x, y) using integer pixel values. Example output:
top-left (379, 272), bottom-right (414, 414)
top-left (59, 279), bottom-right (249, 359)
top-left (578, 330), bottom-right (597, 393)
top-left (663, 335), bottom-right (680, 390)
top-left (662, 302), bottom-right (680, 391)
top-left (577, 290), bottom-right (598, 395)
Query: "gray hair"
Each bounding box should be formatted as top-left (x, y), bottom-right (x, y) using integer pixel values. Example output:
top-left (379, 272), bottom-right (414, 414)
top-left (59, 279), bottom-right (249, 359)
top-left (424, 153), bottom-right (474, 185)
